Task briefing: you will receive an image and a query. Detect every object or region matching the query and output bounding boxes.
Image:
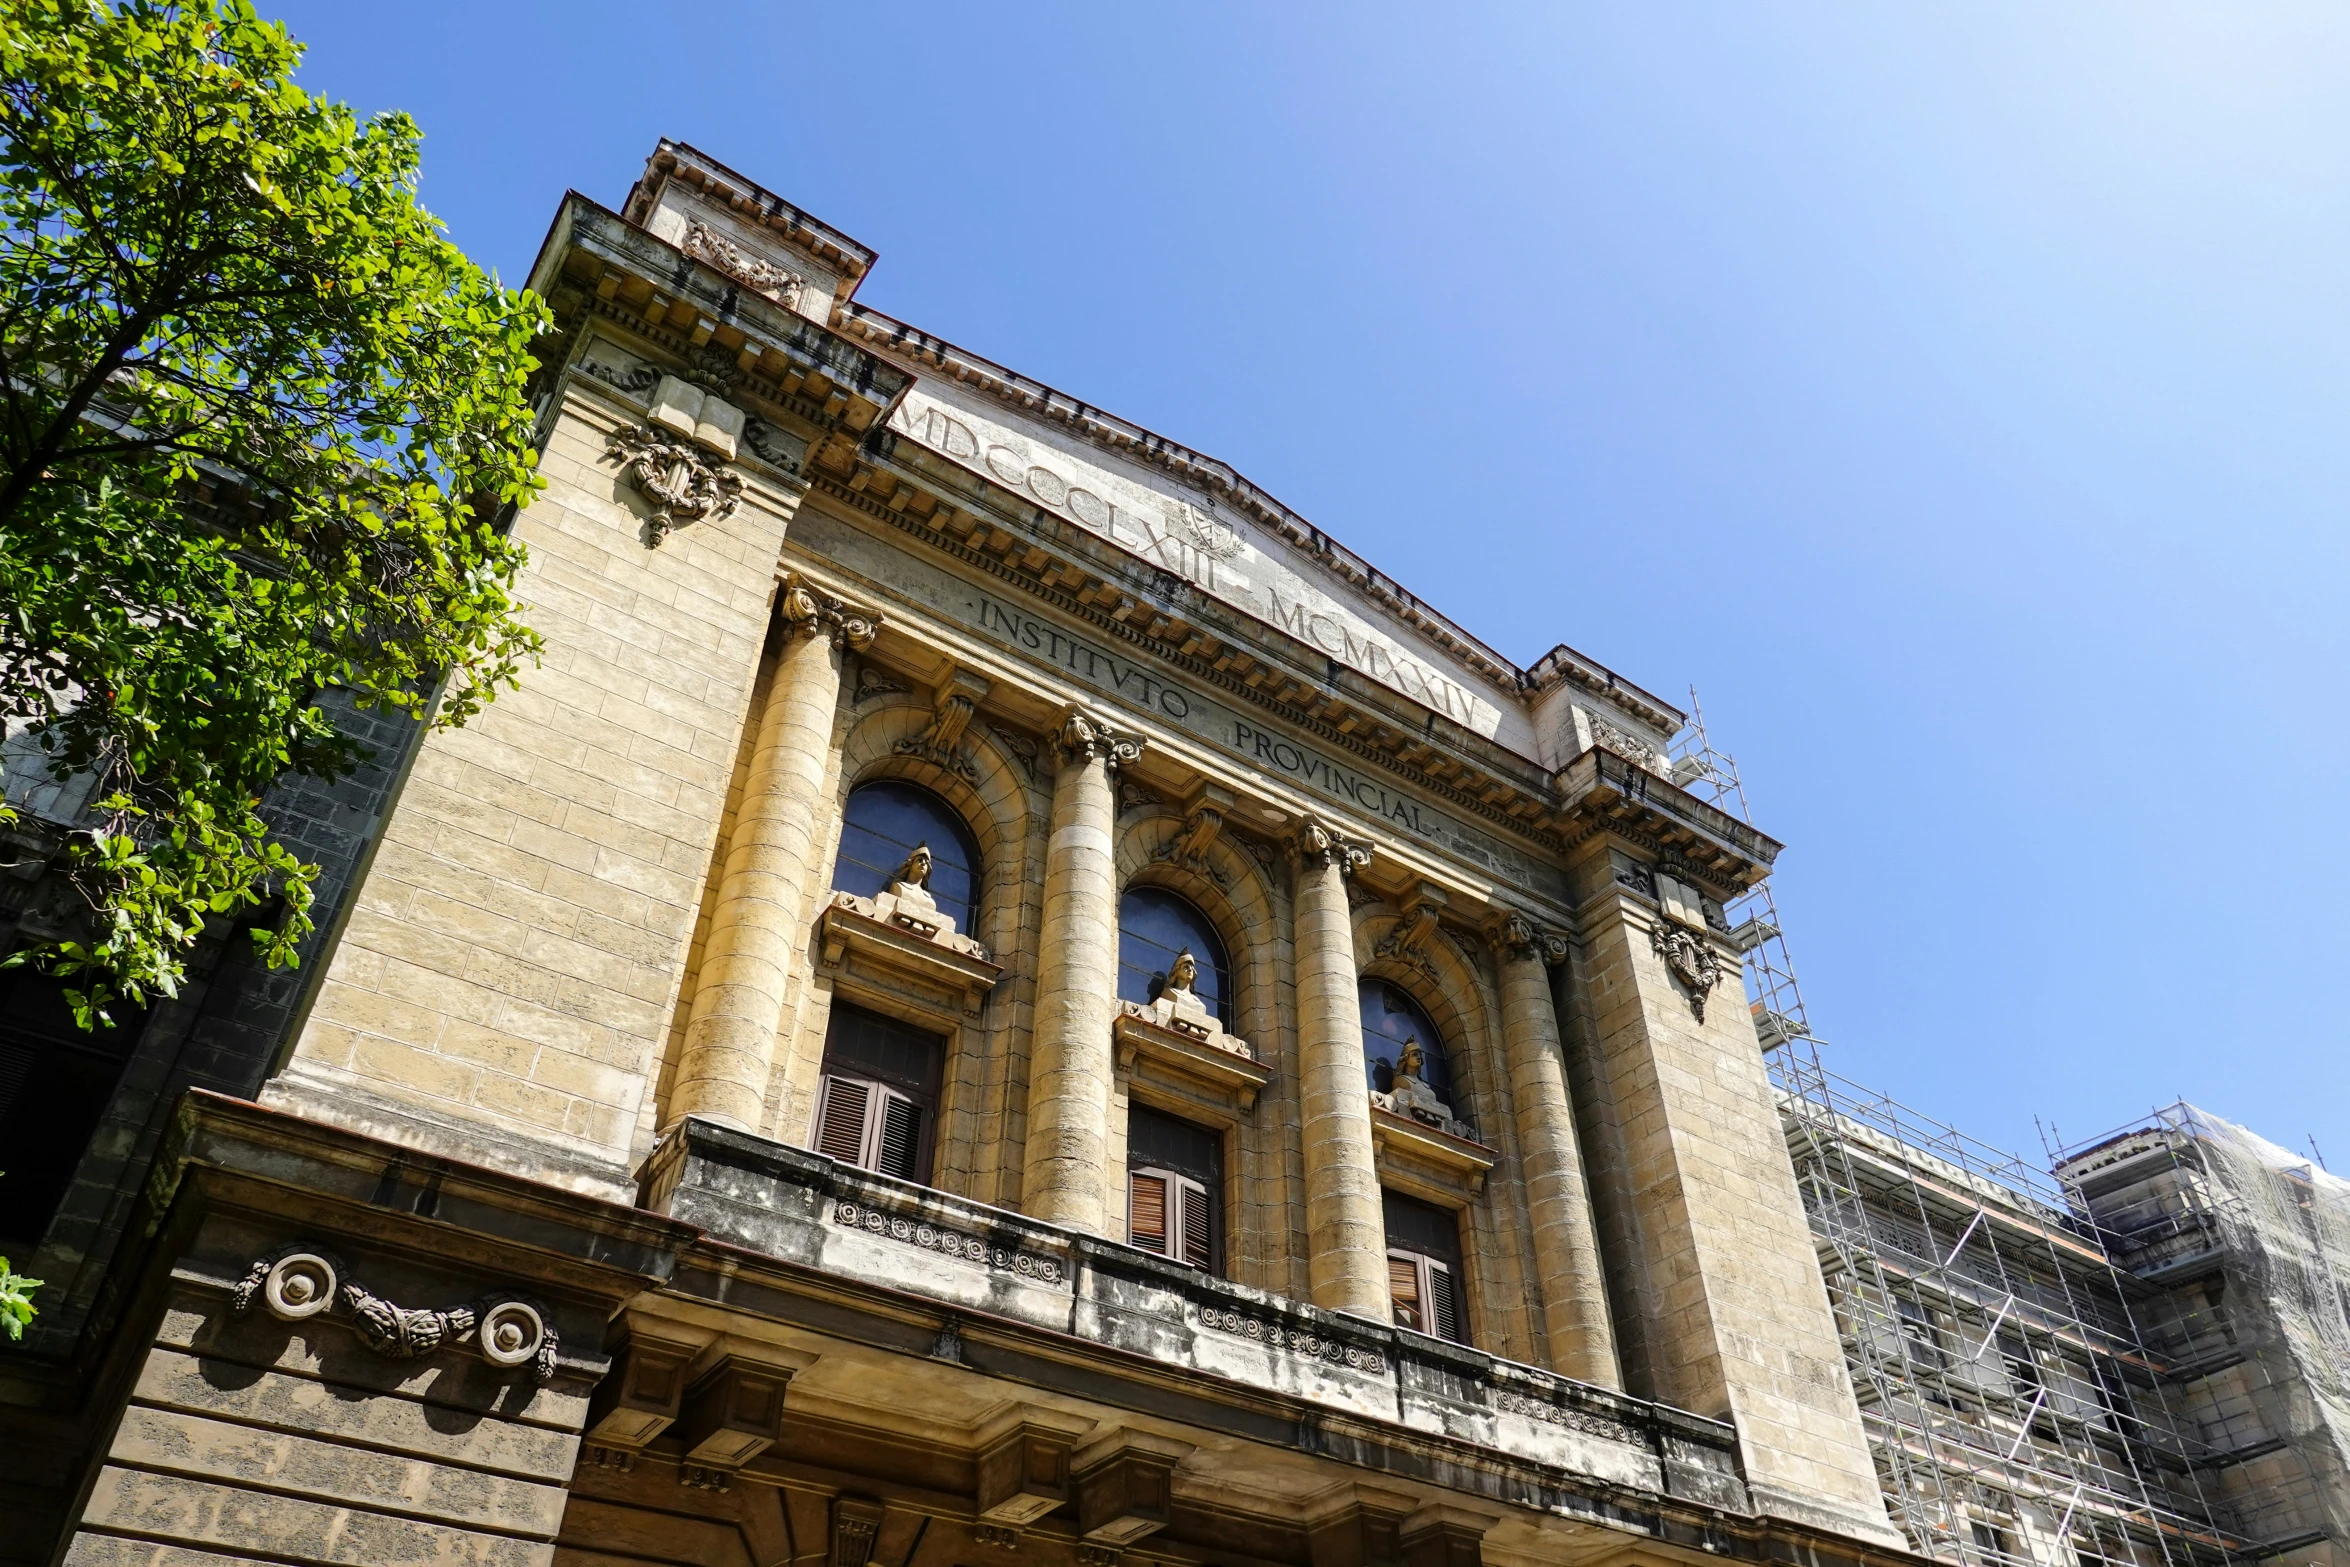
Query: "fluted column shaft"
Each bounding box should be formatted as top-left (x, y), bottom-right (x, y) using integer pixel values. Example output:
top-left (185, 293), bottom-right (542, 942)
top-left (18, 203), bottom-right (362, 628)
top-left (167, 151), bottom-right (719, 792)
top-left (1498, 917), bottom-right (1622, 1388)
top-left (1291, 820), bottom-right (1389, 1318)
top-left (669, 576), bottom-right (877, 1132)
top-left (1020, 709), bottom-right (1142, 1232)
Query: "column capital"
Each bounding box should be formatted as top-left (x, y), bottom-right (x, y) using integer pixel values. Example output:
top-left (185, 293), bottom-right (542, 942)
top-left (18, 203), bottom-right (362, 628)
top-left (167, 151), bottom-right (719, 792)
top-left (777, 571), bottom-right (881, 650)
top-left (1492, 911), bottom-right (1571, 966)
top-left (1288, 817), bottom-right (1374, 877)
top-left (1050, 706), bottom-right (1146, 772)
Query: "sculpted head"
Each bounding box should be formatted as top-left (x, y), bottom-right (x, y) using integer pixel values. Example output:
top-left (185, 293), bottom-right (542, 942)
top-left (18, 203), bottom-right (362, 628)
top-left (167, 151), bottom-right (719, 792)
top-left (1168, 949), bottom-right (1199, 992)
top-left (894, 842), bottom-right (933, 889)
top-left (1395, 1038), bottom-right (1425, 1082)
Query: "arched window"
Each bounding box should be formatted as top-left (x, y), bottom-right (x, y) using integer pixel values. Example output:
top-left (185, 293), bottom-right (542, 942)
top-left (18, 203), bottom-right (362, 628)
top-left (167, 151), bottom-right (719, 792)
top-left (832, 780), bottom-right (980, 933)
top-left (1359, 979), bottom-right (1454, 1104)
top-left (1117, 886), bottom-right (1231, 1030)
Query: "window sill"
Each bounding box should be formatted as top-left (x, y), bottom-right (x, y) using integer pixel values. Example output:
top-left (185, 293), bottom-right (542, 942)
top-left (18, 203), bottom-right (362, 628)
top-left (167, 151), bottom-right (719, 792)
top-left (817, 892), bottom-right (1003, 1018)
top-left (1113, 1003), bottom-right (1272, 1116)
top-left (1371, 1105), bottom-right (1499, 1203)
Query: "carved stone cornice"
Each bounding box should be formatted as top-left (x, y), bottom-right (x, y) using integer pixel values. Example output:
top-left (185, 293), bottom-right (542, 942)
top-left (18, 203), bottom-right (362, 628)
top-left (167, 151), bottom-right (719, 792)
top-left (778, 571), bottom-right (881, 650)
top-left (1289, 817), bottom-right (1374, 877)
top-left (606, 423), bottom-right (744, 545)
top-left (1051, 706), bottom-right (1146, 773)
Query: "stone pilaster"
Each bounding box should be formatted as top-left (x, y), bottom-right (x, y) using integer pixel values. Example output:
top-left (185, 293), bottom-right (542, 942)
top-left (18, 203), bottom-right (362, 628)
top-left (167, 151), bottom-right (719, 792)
top-left (1290, 819), bottom-right (1388, 1319)
top-left (669, 574), bottom-right (878, 1132)
top-left (1495, 914), bottom-right (1621, 1389)
top-left (1019, 708), bottom-right (1143, 1233)
top-left (1565, 862), bottom-right (1899, 1545)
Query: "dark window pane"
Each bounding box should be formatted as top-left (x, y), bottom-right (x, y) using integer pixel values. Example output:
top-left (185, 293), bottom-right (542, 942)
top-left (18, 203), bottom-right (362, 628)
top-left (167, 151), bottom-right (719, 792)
top-left (1130, 1104), bottom-right (1221, 1187)
top-left (1358, 980), bottom-right (1452, 1102)
top-left (822, 1004), bottom-right (943, 1099)
top-left (831, 781), bottom-right (980, 932)
top-left (1382, 1189), bottom-right (1464, 1269)
top-left (1117, 887), bottom-right (1230, 1029)
top-left (0, 972), bottom-right (146, 1251)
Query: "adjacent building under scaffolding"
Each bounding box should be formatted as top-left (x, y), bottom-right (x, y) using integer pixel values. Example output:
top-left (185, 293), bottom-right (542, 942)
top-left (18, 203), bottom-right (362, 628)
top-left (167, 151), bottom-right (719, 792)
top-left (1671, 709), bottom-right (2344, 1567)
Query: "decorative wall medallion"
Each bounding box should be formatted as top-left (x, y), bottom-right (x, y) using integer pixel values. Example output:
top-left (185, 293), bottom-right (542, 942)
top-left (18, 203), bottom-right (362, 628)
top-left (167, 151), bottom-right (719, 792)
top-left (1194, 1303), bottom-right (1386, 1373)
top-left (852, 663), bottom-right (910, 704)
top-left (1648, 923), bottom-right (1723, 1022)
top-left (984, 724), bottom-right (1039, 781)
top-left (682, 220), bottom-right (807, 309)
top-left (831, 1200), bottom-right (1064, 1284)
top-left (230, 1246), bottom-right (559, 1381)
top-left (607, 424), bottom-right (743, 545)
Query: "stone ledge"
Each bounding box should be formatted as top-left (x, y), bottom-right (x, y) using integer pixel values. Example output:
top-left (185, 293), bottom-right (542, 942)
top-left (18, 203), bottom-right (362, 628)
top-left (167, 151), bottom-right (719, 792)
top-left (816, 893), bottom-right (1003, 1018)
top-left (1113, 1006), bottom-right (1273, 1116)
top-left (640, 1116), bottom-right (1747, 1514)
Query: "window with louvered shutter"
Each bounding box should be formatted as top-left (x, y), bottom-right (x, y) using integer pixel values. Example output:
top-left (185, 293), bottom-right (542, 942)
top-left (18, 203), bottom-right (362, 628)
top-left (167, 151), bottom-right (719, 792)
top-left (1179, 1179), bottom-right (1212, 1269)
top-left (1129, 1172), bottom-right (1169, 1253)
top-left (815, 1076), bottom-right (870, 1166)
top-left (1427, 1260), bottom-right (1460, 1344)
top-left (1388, 1253), bottom-right (1424, 1332)
top-left (875, 1091), bottom-right (922, 1179)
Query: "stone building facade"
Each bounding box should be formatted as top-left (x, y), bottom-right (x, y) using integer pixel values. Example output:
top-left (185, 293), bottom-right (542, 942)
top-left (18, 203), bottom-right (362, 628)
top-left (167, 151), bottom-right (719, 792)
top-left (5, 141), bottom-right (1924, 1567)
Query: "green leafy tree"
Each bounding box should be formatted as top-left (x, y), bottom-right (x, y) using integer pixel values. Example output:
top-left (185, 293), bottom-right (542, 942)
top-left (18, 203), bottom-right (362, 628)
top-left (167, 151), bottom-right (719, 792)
top-left (0, 1253), bottom-right (39, 1340)
top-left (0, 0), bottom-right (548, 1027)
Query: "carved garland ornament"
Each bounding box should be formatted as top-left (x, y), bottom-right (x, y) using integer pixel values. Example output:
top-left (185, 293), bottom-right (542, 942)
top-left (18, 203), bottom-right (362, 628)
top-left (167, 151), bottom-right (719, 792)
top-left (681, 220), bottom-right (807, 309)
top-left (778, 572), bottom-right (882, 650)
top-left (1649, 922), bottom-right (1724, 1022)
top-left (231, 1247), bottom-right (558, 1382)
top-left (606, 423), bottom-right (743, 544)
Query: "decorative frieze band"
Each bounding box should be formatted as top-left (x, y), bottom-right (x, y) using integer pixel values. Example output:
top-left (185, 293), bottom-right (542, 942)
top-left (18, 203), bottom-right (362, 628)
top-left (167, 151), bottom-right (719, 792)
top-left (229, 1246), bottom-right (558, 1382)
top-left (831, 1200), bottom-right (1065, 1284)
top-left (1193, 1302), bottom-right (1386, 1373)
top-left (779, 572), bottom-right (882, 650)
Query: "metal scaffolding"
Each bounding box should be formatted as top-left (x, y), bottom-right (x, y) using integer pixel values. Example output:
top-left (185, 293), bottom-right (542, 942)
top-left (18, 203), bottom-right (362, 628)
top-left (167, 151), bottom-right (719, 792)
top-left (1670, 695), bottom-right (2247, 1567)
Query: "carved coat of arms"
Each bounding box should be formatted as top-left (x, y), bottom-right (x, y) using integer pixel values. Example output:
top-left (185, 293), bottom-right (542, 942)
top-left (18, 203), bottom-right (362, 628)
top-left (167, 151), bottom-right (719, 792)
top-left (607, 425), bottom-right (745, 544)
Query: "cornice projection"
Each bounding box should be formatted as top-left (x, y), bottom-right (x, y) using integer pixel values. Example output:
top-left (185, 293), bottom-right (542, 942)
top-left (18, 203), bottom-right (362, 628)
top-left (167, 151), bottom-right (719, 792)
top-left (527, 196), bottom-right (909, 455)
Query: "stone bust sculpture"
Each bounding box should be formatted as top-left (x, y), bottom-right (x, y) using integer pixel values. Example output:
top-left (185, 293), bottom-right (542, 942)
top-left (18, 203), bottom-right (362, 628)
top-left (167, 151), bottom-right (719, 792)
top-left (1395, 1039), bottom-right (1425, 1083)
top-left (893, 843), bottom-right (933, 890)
top-left (1166, 949), bottom-right (1199, 996)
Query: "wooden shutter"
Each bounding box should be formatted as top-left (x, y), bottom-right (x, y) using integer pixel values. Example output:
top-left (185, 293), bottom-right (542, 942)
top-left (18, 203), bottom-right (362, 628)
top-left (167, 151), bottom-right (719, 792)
top-left (1178, 1176), bottom-right (1212, 1270)
top-left (1129, 1172), bottom-right (1169, 1254)
top-left (1428, 1259), bottom-right (1461, 1344)
top-left (876, 1091), bottom-right (923, 1180)
top-left (815, 1076), bottom-right (870, 1166)
top-left (1388, 1253), bottom-right (1424, 1331)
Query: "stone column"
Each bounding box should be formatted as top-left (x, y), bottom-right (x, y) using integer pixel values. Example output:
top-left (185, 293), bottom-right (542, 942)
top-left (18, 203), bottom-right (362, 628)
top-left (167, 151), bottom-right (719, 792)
top-left (669, 574), bottom-right (878, 1132)
top-left (1019, 708), bottom-right (1143, 1233)
top-left (1290, 818), bottom-right (1388, 1319)
top-left (1496, 914), bottom-right (1621, 1389)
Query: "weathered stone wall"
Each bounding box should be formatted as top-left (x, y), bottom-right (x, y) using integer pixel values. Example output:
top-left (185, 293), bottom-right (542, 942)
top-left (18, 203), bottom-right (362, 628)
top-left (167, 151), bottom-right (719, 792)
top-left (266, 393), bottom-right (801, 1199)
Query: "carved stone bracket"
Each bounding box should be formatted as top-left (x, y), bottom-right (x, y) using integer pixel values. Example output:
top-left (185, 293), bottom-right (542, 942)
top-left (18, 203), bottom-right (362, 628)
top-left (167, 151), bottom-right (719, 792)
top-left (230, 1246), bottom-right (558, 1382)
top-left (1649, 921), bottom-right (1724, 1022)
top-left (1051, 706), bottom-right (1146, 773)
top-left (1151, 782), bottom-right (1235, 887)
top-left (832, 1495), bottom-right (885, 1567)
top-left (893, 667), bottom-right (988, 783)
top-left (1290, 817), bottom-right (1374, 877)
top-left (778, 572), bottom-right (882, 650)
top-left (606, 423), bottom-right (743, 545)
top-left (1375, 886), bottom-right (1445, 982)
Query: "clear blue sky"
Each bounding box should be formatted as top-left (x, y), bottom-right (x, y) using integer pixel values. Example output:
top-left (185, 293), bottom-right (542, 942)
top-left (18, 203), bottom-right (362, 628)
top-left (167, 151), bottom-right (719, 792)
top-left (267, 2), bottom-right (2350, 1172)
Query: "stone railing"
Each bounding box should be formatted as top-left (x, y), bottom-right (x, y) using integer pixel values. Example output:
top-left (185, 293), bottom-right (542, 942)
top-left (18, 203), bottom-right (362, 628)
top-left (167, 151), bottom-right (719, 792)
top-left (642, 1117), bottom-right (1746, 1512)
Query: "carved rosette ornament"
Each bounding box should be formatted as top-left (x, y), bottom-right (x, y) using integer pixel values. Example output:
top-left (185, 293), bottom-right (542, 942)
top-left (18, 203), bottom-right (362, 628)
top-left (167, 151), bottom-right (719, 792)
top-left (607, 423), bottom-right (744, 545)
top-left (1649, 922), bottom-right (1725, 1022)
top-left (230, 1246), bottom-right (558, 1382)
top-left (1289, 816), bottom-right (1374, 877)
top-left (777, 572), bottom-right (881, 650)
top-left (1050, 707), bottom-right (1146, 773)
